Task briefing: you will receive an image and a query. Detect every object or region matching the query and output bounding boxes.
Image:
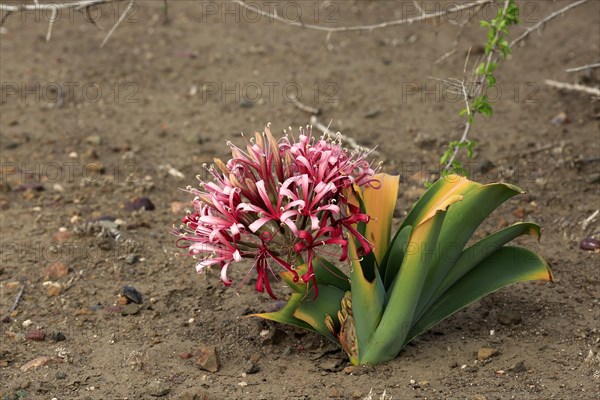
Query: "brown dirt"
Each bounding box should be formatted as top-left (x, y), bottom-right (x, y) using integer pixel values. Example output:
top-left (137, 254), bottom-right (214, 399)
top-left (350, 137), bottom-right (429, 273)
top-left (1, 1), bottom-right (599, 399)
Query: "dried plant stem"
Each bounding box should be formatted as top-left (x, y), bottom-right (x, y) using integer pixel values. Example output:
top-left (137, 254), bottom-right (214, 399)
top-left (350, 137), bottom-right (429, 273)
top-left (509, 0), bottom-right (591, 48)
top-left (566, 63), bottom-right (600, 73)
top-left (5, 284), bottom-right (25, 315)
top-left (443, 0), bottom-right (511, 171)
top-left (444, 0), bottom-right (592, 170)
top-left (100, 0), bottom-right (133, 47)
top-left (0, 0), bottom-right (134, 47)
top-left (0, 0), bottom-right (113, 12)
top-left (544, 79), bottom-right (600, 97)
top-left (233, 0), bottom-right (492, 33)
top-left (309, 116), bottom-right (380, 156)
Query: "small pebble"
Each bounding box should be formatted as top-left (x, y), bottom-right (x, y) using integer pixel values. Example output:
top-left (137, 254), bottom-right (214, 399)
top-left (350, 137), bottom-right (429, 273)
top-left (13, 183), bottom-right (44, 192)
top-left (587, 173), bottom-right (600, 184)
top-left (85, 134), bottom-right (102, 146)
top-left (45, 282), bottom-right (62, 297)
top-left (25, 329), bottom-right (46, 341)
top-left (498, 309), bottom-right (522, 325)
top-left (239, 99), bottom-right (254, 108)
top-left (120, 303), bottom-right (141, 316)
top-left (96, 215), bottom-right (116, 222)
top-left (508, 360), bottom-right (527, 373)
top-left (148, 379), bottom-right (170, 397)
top-left (477, 347), bottom-right (498, 361)
top-left (364, 109), bottom-right (380, 119)
top-left (120, 285), bottom-right (143, 304)
top-left (282, 346), bottom-right (294, 357)
top-left (43, 262), bottom-right (69, 280)
top-left (194, 344), bottom-right (220, 372)
top-left (245, 362), bottom-right (260, 374)
top-left (550, 111), bottom-right (569, 126)
top-left (124, 254), bottom-right (140, 265)
top-left (580, 237), bottom-right (600, 251)
top-left (124, 197), bottom-right (155, 212)
top-left (179, 352), bottom-right (193, 359)
top-left (48, 331), bottom-right (66, 342)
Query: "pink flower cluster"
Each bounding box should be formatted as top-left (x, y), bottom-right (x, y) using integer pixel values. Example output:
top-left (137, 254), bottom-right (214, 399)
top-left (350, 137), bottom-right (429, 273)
top-left (176, 124), bottom-right (378, 298)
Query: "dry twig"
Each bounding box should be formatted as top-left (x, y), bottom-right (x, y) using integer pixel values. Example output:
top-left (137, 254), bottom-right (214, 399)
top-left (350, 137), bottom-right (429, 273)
top-left (5, 284), bottom-right (25, 315)
top-left (566, 63), bottom-right (600, 73)
top-left (582, 210), bottom-right (599, 231)
top-left (434, 20), bottom-right (470, 65)
top-left (443, 0), bottom-right (511, 170)
top-left (291, 97), bottom-right (321, 116)
top-left (509, 0), bottom-right (591, 48)
top-left (100, 0), bottom-right (133, 47)
top-left (0, 0), bottom-right (134, 47)
top-left (443, 0), bottom-right (592, 170)
top-left (544, 79), bottom-right (600, 97)
top-left (233, 0), bottom-right (492, 33)
top-left (309, 116), bottom-right (380, 156)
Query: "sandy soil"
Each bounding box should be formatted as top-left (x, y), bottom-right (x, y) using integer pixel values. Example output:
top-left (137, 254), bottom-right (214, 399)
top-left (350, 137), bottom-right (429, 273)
top-left (1, 1), bottom-right (599, 399)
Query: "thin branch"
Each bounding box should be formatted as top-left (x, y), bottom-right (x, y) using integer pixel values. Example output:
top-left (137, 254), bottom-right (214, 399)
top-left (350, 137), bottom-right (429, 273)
top-left (544, 79), bottom-right (600, 97)
top-left (509, 0), bottom-right (591, 48)
top-left (1, 0), bottom-right (131, 46)
top-left (444, 0), bottom-right (592, 170)
top-left (0, 0), bottom-right (115, 12)
top-left (233, 0), bottom-right (492, 33)
top-left (444, 0), bottom-right (511, 171)
top-left (290, 96), bottom-right (321, 116)
top-left (46, 7), bottom-right (58, 41)
top-left (434, 20), bottom-right (468, 65)
top-left (581, 210), bottom-right (599, 231)
top-left (100, 0), bottom-right (133, 48)
top-left (309, 116), bottom-right (380, 156)
top-left (566, 62), bottom-right (600, 73)
top-left (6, 284), bottom-right (25, 314)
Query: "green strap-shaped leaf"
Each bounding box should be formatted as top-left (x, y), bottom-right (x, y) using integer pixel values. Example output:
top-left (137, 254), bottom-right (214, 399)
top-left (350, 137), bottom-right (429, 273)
top-left (348, 237), bottom-right (386, 360)
top-left (360, 209), bottom-right (448, 365)
top-left (400, 174), bottom-right (480, 230)
top-left (313, 257), bottom-right (351, 292)
top-left (380, 174), bottom-right (479, 272)
top-left (408, 246), bottom-right (553, 343)
top-left (293, 285), bottom-right (346, 343)
top-left (383, 225), bottom-right (413, 290)
top-left (425, 222), bottom-right (540, 309)
top-left (414, 182), bottom-right (524, 320)
top-left (280, 258), bottom-right (350, 294)
top-left (251, 292), bottom-right (317, 334)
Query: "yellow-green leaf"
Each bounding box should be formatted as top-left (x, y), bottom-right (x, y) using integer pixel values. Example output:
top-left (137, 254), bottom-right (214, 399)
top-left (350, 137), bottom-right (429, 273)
top-left (361, 207), bottom-right (448, 364)
top-left (251, 293), bottom-right (316, 333)
top-left (402, 174), bottom-right (480, 229)
top-left (408, 246), bottom-right (553, 343)
top-left (348, 235), bottom-right (386, 360)
top-left (359, 173), bottom-right (400, 265)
